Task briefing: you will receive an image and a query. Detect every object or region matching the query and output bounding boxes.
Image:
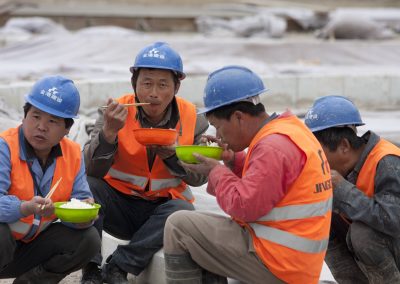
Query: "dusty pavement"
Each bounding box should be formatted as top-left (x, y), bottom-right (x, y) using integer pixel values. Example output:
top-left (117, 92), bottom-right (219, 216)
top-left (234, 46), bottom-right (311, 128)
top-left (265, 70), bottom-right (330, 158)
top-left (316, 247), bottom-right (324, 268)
top-left (0, 271), bottom-right (81, 284)
top-left (1, 271), bottom-right (135, 283)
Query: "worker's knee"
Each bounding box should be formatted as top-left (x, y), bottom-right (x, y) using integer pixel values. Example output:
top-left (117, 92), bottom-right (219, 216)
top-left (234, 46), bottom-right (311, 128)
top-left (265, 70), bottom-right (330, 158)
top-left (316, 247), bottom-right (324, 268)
top-left (165, 210), bottom-right (195, 233)
top-left (164, 211), bottom-right (198, 251)
top-left (348, 221), bottom-right (390, 266)
top-left (0, 223), bottom-right (16, 268)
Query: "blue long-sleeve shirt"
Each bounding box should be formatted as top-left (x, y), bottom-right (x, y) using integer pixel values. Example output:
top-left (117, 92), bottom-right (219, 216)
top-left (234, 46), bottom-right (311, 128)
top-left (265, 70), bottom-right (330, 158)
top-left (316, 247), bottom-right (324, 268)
top-left (0, 127), bottom-right (93, 223)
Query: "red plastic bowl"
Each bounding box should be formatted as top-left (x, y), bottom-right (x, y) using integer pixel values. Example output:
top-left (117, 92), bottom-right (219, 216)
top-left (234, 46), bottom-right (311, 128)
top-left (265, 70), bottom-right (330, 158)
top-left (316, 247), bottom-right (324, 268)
top-left (133, 128), bottom-right (178, 146)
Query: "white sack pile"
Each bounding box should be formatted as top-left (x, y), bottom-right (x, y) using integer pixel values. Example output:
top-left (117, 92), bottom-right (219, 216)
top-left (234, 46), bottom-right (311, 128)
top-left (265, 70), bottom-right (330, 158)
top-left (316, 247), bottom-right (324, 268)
top-left (196, 13), bottom-right (287, 38)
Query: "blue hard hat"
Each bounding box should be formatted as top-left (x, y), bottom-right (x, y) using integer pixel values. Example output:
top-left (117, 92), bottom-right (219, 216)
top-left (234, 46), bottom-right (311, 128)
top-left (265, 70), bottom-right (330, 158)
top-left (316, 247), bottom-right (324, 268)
top-left (25, 75), bottom-right (80, 119)
top-left (130, 42), bottom-right (185, 80)
top-left (198, 65), bottom-right (268, 114)
top-left (305, 95), bottom-right (365, 132)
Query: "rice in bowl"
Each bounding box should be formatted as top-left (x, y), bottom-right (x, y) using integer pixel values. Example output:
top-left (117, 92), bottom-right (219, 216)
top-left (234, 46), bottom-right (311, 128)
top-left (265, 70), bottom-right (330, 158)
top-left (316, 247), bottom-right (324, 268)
top-left (60, 198), bottom-right (94, 209)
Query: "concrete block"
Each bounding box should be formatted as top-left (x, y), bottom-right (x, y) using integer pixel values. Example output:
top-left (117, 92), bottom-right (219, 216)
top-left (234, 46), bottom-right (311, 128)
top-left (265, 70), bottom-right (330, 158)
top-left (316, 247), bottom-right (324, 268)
top-left (83, 79), bottom-right (131, 109)
top-left (343, 75), bottom-right (390, 109)
top-left (0, 82), bottom-right (31, 110)
top-left (388, 75), bottom-right (400, 107)
top-left (136, 249), bottom-right (166, 284)
top-left (297, 75), bottom-right (343, 109)
top-left (102, 232), bottom-right (166, 284)
top-left (102, 231), bottom-right (129, 265)
top-left (263, 75), bottom-right (297, 110)
top-left (179, 76), bottom-right (207, 107)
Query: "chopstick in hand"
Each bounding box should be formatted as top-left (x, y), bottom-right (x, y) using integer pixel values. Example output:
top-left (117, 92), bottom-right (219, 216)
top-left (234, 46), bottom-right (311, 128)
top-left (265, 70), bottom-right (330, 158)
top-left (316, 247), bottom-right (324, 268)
top-left (40, 177), bottom-right (62, 210)
top-left (100, 103), bottom-right (150, 109)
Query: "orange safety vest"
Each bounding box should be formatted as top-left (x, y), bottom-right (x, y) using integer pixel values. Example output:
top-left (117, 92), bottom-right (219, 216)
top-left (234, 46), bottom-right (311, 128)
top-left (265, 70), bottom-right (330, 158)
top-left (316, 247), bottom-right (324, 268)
top-left (239, 115), bottom-right (332, 284)
top-left (0, 127), bottom-right (81, 242)
top-left (104, 94), bottom-right (196, 202)
top-left (356, 139), bottom-right (400, 197)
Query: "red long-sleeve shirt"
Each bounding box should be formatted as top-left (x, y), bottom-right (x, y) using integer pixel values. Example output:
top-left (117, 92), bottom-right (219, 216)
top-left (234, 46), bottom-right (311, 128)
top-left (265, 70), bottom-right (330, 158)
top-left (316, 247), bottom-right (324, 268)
top-left (207, 115), bottom-right (306, 222)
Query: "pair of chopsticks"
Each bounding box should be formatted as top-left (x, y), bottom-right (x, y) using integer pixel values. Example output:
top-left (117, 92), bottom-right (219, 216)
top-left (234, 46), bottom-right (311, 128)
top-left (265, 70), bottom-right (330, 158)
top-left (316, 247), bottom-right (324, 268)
top-left (100, 102), bottom-right (150, 109)
top-left (40, 177), bottom-right (62, 210)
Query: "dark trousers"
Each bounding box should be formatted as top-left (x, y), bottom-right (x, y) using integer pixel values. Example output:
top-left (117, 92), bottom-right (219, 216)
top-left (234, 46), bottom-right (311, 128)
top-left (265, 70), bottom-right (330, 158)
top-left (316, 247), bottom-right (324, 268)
top-left (87, 176), bottom-right (195, 275)
top-left (0, 223), bottom-right (100, 278)
top-left (326, 220), bottom-right (400, 284)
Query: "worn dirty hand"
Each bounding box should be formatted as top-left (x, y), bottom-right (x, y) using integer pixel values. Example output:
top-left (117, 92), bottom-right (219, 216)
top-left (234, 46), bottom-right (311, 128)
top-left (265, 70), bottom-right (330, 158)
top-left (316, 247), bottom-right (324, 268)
top-left (150, 144), bottom-right (176, 159)
top-left (102, 98), bottom-right (128, 143)
top-left (200, 135), bottom-right (234, 168)
top-left (20, 196), bottom-right (55, 217)
top-left (200, 135), bottom-right (220, 146)
top-left (179, 153), bottom-right (221, 176)
top-left (331, 169), bottom-right (345, 188)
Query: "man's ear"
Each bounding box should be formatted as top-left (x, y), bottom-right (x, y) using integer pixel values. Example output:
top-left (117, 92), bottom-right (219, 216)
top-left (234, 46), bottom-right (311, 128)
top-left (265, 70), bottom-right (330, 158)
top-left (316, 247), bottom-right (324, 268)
top-left (233, 110), bottom-right (243, 120)
top-left (174, 81), bottom-right (181, 95)
top-left (64, 127), bottom-right (71, 137)
top-left (338, 138), bottom-right (352, 154)
top-left (231, 111), bottom-right (245, 126)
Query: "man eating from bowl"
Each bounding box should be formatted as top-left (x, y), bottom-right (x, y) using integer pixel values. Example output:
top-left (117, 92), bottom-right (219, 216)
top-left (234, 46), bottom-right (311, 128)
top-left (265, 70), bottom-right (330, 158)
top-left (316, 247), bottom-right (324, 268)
top-left (0, 75), bottom-right (100, 283)
top-left (82, 42), bottom-right (209, 284)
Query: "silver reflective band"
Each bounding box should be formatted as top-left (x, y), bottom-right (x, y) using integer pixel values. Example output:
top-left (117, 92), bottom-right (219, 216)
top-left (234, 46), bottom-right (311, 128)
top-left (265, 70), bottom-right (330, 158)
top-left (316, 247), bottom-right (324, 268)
top-left (109, 167), bottom-right (183, 192)
top-left (9, 219), bottom-right (53, 238)
top-left (9, 221), bottom-right (31, 235)
top-left (108, 168), bottom-right (148, 188)
top-left (181, 186), bottom-right (194, 200)
top-left (152, 178), bottom-right (182, 191)
top-left (258, 197), bottom-right (332, 222)
top-left (250, 224), bottom-right (328, 253)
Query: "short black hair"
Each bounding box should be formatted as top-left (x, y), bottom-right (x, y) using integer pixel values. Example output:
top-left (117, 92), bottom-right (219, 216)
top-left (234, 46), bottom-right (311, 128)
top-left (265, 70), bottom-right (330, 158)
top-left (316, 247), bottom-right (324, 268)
top-left (205, 101), bottom-right (265, 120)
top-left (23, 103), bottom-right (74, 129)
top-left (131, 68), bottom-right (180, 94)
top-left (313, 127), bottom-right (365, 151)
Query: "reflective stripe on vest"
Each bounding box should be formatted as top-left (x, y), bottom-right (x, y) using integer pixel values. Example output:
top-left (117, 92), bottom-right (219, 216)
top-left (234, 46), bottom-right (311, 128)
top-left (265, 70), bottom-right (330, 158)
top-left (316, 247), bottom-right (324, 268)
top-left (258, 197), bottom-right (332, 222)
top-left (108, 167), bottom-right (183, 192)
top-left (9, 219), bottom-right (53, 239)
top-left (250, 224), bottom-right (329, 254)
top-left (152, 178), bottom-right (182, 190)
top-left (9, 220), bottom-right (31, 235)
top-left (180, 186), bottom-right (194, 200)
top-left (108, 168), bottom-right (148, 188)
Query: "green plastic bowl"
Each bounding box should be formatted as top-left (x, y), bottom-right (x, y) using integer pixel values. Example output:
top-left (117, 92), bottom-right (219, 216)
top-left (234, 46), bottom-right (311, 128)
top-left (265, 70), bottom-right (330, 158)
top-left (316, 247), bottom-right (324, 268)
top-left (176, 145), bottom-right (223, 164)
top-left (54, 202), bottom-right (101, 223)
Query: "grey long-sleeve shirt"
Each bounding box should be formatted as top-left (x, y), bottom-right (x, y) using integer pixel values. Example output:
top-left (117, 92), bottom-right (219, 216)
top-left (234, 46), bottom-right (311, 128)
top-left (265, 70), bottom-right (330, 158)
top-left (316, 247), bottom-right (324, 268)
top-left (333, 131), bottom-right (400, 238)
top-left (84, 97), bottom-right (209, 187)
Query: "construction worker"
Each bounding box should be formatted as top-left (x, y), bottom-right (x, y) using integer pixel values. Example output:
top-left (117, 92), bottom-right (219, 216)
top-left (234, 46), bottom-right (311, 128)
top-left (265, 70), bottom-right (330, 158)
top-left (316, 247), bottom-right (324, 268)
top-left (81, 42), bottom-right (209, 284)
top-left (0, 75), bottom-right (100, 283)
top-left (163, 65), bottom-right (332, 284)
top-left (305, 95), bottom-right (400, 283)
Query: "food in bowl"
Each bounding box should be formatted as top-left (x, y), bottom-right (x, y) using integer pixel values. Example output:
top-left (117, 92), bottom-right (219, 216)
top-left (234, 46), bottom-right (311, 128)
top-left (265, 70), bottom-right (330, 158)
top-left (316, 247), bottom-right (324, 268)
top-left (54, 199), bottom-right (101, 223)
top-left (206, 141), bottom-right (219, 147)
top-left (60, 198), bottom-right (95, 209)
top-left (176, 145), bottom-right (223, 164)
top-left (133, 128), bottom-right (178, 146)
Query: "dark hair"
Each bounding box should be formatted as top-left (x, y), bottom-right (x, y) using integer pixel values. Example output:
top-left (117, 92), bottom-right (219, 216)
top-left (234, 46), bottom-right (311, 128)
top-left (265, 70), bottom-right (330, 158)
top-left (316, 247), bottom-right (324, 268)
top-left (205, 101), bottom-right (265, 120)
top-left (314, 127), bottom-right (365, 151)
top-left (131, 68), bottom-right (180, 94)
top-left (23, 103), bottom-right (74, 129)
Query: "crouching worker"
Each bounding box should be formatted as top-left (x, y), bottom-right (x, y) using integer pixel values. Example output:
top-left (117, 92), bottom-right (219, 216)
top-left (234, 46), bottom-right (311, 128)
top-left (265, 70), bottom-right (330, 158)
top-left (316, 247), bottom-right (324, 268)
top-left (81, 42), bottom-right (208, 284)
top-left (0, 75), bottom-right (100, 284)
top-left (305, 95), bottom-right (400, 283)
top-left (163, 66), bottom-right (333, 284)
